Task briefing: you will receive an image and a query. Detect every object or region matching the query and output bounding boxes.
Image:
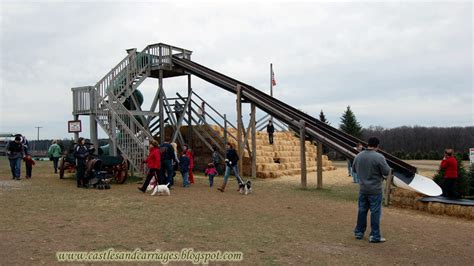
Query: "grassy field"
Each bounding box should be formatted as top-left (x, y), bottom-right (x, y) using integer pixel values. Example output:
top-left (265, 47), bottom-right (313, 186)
top-left (1, 157), bottom-right (473, 265)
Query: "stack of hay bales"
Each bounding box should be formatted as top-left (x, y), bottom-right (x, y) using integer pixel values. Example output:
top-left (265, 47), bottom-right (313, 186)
top-left (390, 188), bottom-right (474, 220)
top-left (218, 128), bottom-right (335, 178)
top-left (163, 125), bottom-right (336, 178)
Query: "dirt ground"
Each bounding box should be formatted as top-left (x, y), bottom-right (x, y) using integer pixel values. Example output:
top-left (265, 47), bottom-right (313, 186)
top-left (0, 158), bottom-right (473, 265)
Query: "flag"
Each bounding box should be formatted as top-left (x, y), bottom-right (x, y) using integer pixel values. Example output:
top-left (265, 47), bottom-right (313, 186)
top-left (271, 68), bottom-right (276, 86)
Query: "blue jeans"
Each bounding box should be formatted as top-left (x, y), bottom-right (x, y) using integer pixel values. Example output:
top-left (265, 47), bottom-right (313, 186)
top-left (347, 159), bottom-right (353, 176)
top-left (9, 158), bottom-right (22, 178)
top-left (208, 174), bottom-right (216, 187)
top-left (181, 171), bottom-right (189, 187)
top-left (223, 165), bottom-right (243, 185)
top-left (353, 172), bottom-right (360, 183)
top-left (354, 193), bottom-right (383, 240)
top-left (160, 160), bottom-right (174, 187)
top-left (52, 157), bottom-right (60, 172)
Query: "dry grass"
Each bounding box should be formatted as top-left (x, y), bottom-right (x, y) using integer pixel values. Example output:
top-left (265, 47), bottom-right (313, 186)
top-left (1, 157), bottom-right (473, 265)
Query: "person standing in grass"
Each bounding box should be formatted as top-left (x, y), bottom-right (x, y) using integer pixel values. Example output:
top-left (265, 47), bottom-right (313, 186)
top-left (48, 140), bottom-right (62, 174)
top-left (211, 145), bottom-right (221, 174)
top-left (217, 142), bottom-right (244, 192)
top-left (178, 152), bottom-right (190, 187)
top-left (352, 137), bottom-right (391, 243)
top-left (439, 148), bottom-right (459, 198)
top-left (6, 136), bottom-right (24, 180)
top-left (205, 163), bottom-right (218, 187)
top-left (183, 144), bottom-right (194, 184)
top-left (23, 154), bottom-right (35, 179)
top-left (73, 137), bottom-right (89, 188)
top-left (138, 140), bottom-right (161, 192)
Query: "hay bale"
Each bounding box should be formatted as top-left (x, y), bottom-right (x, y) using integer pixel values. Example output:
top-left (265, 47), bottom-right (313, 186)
top-left (427, 202), bottom-right (445, 215)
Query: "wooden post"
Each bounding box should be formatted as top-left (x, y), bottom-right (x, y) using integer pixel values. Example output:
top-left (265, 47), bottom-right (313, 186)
top-left (317, 142), bottom-right (323, 189)
top-left (110, 113), bottom-right (117, 156)
top-left (251, 103), bottom-right (256, 178)
top-left (223, 114), bottom-right (228, 147)
top-left (159, 69), bottom-right (164, 143)
top-left (73, 115), bottom-right (79, 142)
top-left (236, 85), bottom-right (243, 172)
top-left (89, 114), bottom-right (98, 155)
top-left (299, 120), bottom-right (307, 189)
top-left (384, 169), bottom-right (394, 206)
top-left (187, 74), bottom-right (192, 146)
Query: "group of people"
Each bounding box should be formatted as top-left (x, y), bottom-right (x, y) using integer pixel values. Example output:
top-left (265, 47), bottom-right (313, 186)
top-left (6, 134), bottom-right (65, 181)
top-left (137, 138), bottom-right (243, 193)
top-left (6, 134), bottom-right (33, 180)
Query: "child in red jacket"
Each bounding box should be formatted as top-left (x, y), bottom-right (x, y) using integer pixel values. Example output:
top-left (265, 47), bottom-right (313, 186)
top-left (23, 155), bottom-right (35, 179)
top-left (183, 144), bottom-right (194, 184)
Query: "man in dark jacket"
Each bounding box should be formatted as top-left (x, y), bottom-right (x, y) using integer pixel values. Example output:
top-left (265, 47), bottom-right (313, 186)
top-left (352, 137), bottom-right (391, 243)
top-left (217, 143), bottom-right (244, 192)
top-left (160, 139), bottom-right (178, 187)
top-left (7, 136), bottom-right (24, 180)
top-left (266, 121), bottom-right (275, 144)
top-left (179, 153), bottom-right (190, 187)
top-left (73, 137), bottom-right (90, 188)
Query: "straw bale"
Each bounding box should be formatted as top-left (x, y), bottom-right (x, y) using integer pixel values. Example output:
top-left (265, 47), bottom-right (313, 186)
top-left (427, 202), bottom-right (445, 215)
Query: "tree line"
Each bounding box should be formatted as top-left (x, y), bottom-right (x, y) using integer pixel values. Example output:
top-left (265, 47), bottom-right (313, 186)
top-left (320, 107), bottom-right (473, 160)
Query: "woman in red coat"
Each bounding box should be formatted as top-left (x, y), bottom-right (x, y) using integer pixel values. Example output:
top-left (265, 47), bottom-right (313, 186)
top-left (439, 148), bottom-right (458, 198)
top-left (183, 144), bottom-right (194, 184)
top-left (138, 140), bottom-right (161, 192)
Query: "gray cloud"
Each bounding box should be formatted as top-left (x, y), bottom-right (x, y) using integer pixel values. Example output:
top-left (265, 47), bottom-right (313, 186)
top-left (0, 1), bottom-right (472, 141)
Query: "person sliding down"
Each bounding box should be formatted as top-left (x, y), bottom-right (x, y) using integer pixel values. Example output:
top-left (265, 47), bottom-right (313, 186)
top-left (218, 142), bottom-right (243, 192)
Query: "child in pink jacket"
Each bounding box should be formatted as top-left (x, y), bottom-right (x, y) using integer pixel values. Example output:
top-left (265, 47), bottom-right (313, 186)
top-left (205, 163), bottom-right (218, 187)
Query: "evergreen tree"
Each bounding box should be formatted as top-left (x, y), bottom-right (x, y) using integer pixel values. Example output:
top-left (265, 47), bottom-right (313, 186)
top-left (319, 110), bottom-right (330, 125)
top-left (339, 106), bottom-right (363, 139)
top-left (318, 110), bottom-right (330, 154)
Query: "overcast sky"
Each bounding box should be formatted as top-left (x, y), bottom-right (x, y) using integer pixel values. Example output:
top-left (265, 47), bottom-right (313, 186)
top-left (0, 0), bottom-right (472, 140)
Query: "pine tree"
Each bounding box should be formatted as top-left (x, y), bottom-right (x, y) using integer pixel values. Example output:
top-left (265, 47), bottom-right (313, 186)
top-left (319, 110), bottom-right (330, 125)
top-left (319, 110), bottom-right (330, 154)
top-left (339, 106), bottom-right (363, 139)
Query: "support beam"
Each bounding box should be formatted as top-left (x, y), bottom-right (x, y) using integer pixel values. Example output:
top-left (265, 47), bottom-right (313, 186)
top-left (187, 74), bottom-right (193, 146)
top-left (159, 69), bottom-right (164, 143)
top-left (223, 114), bottom-right (228, 147)
top-left (299, 119), bottom-right (307, 189)
top-left (236, 85), bottom-right (243, 173)
top-left (251, 103), bottom-right (256, 178)
top-left (110, 113), bottom-right (118, 156)
top-left (90, 114), bottom-right (98, 155)
top-left (73, 115), bottom-right (79, 142)
top-left (317, 142), bottom-right (323, 189)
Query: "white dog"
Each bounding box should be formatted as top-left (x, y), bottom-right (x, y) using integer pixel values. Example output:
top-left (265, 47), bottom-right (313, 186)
top-left (151, 183), bottom-right (170, 196)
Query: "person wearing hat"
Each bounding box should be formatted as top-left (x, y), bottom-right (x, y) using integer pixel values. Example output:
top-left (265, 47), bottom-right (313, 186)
top-left (6, 136), bottom-right (24, 180)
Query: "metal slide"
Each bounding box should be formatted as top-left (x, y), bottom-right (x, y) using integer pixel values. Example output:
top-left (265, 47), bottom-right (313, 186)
top-left (172, 56), bottom-right (418, 185)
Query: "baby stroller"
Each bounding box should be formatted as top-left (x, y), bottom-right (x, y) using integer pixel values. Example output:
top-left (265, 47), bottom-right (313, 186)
top-left (85, 158), bottom-right (111, 190)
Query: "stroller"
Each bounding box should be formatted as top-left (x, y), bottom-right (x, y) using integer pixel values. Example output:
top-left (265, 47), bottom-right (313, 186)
top-left (85, 158), bottom-right (111, 190)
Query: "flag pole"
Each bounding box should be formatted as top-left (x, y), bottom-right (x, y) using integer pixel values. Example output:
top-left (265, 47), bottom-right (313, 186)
top-left (270, 63), bottom-right (273, 97)
top-left (270, 63), bottom-right (273, 122)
